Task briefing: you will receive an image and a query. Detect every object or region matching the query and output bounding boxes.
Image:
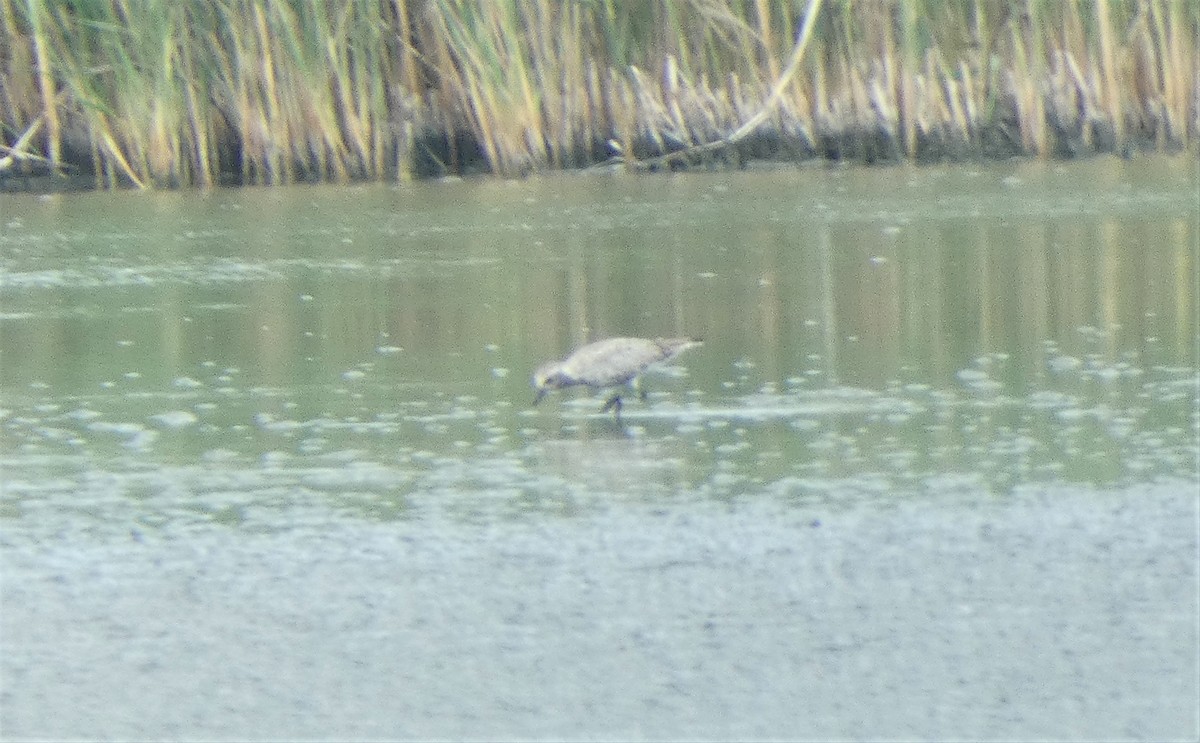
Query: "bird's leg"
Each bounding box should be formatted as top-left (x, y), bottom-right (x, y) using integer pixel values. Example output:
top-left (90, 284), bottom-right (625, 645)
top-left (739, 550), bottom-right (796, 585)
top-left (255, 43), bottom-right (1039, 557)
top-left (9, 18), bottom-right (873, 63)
top-left (632, 376), bottom-right (648, 402)
top-left (601, 393), bottom-right (623, 416)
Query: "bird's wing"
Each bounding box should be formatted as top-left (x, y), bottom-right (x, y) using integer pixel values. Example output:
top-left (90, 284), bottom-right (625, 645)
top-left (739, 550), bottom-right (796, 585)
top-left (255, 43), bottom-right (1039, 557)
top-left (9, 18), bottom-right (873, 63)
top-left (561, 338), bottom-right (666, 386)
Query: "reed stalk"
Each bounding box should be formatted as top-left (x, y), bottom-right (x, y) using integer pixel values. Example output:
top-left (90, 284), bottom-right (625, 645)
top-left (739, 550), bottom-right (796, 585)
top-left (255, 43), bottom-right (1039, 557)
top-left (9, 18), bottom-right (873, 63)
top-left (25, 0), bottom-right (60, 167)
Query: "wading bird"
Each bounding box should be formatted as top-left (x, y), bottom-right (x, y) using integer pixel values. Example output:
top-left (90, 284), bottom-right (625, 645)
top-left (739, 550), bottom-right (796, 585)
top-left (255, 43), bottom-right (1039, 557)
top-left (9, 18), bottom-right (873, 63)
top-left (532, 336), bottom-right (701, 419)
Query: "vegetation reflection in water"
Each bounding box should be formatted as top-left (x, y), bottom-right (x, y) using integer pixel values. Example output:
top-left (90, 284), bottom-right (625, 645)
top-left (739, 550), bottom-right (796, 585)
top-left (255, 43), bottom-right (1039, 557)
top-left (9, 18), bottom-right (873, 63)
top-left (0, 158), bottom-right (1196, 537)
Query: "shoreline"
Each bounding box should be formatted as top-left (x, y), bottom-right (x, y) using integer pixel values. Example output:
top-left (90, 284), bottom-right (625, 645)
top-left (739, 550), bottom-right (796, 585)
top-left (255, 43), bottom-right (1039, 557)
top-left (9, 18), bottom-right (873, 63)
top-left (2, 130), bottom-right (1196, 195)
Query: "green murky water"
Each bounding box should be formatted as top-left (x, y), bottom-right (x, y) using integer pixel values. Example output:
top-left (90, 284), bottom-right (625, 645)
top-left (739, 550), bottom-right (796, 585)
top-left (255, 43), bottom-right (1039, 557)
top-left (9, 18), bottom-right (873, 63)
top-left (2, 157), bottom-right (1197, 739)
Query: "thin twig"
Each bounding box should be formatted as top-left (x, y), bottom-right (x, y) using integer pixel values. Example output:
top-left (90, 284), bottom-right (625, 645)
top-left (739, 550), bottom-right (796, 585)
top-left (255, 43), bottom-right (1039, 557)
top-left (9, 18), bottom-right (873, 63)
top-left (629, 0), bottom-right (824, 170)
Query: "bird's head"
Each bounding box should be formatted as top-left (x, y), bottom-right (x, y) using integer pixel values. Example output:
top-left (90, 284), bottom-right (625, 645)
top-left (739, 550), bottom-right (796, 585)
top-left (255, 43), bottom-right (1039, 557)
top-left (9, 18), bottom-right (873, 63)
top-left (532, 362), bottom-right (567, 404)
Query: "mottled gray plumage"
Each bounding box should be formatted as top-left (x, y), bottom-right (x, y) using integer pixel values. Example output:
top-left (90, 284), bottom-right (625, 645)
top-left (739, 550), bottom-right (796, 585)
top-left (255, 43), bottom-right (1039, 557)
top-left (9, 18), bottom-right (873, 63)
top-left (533, 336), bottom-right (701, 416)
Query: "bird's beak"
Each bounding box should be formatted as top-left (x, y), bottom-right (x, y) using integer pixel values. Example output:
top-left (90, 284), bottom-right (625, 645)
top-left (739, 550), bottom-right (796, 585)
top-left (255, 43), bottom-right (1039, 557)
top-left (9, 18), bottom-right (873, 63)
top-left (533, 387), bottom-right (546, 406)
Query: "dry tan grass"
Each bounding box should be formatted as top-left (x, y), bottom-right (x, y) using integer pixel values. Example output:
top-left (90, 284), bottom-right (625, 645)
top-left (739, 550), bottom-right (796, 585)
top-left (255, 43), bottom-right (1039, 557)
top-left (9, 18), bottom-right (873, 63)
top-left (1, 0), bottom-right (1195, 187)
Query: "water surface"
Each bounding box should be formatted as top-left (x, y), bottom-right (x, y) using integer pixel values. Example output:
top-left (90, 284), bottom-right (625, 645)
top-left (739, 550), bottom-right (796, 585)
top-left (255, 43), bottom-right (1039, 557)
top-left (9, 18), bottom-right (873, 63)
top-left (1, 157), bottom-right (1197, 739)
